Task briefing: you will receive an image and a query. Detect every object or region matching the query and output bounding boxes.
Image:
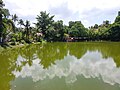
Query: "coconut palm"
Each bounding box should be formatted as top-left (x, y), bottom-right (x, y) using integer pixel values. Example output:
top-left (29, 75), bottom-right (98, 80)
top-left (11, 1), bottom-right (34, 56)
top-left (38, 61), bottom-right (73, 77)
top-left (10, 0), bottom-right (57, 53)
top-left (18, 19), bottom-right (24, 28)
top-left (36, 11), bottom-right (54, 41)
top-left (12, 14), bottom-right (18, 25)
top-left (25, 20), bottom-right (31, 42)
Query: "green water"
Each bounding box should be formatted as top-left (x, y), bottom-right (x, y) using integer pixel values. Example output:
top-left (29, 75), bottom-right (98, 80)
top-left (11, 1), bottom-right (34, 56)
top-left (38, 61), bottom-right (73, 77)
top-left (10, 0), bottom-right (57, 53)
top-left (0, 42), bottom-right (120, 90)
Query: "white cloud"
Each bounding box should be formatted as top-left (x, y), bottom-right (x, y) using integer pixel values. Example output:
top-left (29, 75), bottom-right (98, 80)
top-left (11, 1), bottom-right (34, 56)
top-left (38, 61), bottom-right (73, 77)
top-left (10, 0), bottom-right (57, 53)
top-left (13, 51), bottom-right (120, 85)
top-left (4, 0), bottom-right (120, 27)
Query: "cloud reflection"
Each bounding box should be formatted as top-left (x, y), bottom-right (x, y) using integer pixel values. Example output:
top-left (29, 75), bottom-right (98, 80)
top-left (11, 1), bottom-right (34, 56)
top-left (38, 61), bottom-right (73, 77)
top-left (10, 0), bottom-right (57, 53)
top-left (13, 51), bottom-right (120, 86)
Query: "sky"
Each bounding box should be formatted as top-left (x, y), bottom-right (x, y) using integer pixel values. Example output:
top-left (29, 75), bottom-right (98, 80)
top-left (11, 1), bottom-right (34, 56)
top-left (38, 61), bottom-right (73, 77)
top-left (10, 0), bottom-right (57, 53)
top-left (4, 0), bottom-right (120, 27)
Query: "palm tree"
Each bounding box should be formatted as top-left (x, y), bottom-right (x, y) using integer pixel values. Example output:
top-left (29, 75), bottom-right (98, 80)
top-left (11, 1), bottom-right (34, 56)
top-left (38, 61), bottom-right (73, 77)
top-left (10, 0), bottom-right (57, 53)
top-left (35, 11), bottom-right (54, 40)
top-left (12, 14), bottom-right (18, 24)
top-left (3, 9), bottom-right (10, 18)
top-left (25, 20), bottom-right (31, 42)
top-left (18, 19), bottom-right (24, 28)
top-left (17, 19), bottom-right (31, 42)
top-left (17, 19), bottom-right (24, 40)
top-left (12, 14), bottom-right (18, 33)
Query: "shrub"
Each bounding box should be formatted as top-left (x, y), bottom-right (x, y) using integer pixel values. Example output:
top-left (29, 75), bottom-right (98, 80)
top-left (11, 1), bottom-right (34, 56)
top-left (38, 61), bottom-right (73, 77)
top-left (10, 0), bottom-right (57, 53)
top-left (10, 38), bottom-right (16, 45)
top-left (21, 40), bottom-right (26, 44)
top-left (11, 38), bottom-right (16, 43)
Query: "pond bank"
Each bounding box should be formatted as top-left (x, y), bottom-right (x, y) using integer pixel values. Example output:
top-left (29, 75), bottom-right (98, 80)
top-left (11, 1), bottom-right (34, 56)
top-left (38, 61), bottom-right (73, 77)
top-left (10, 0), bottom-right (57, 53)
top-left (0, 41), bottom-right (47, 50)
top-left (0, 41), bottom-right (119, 50)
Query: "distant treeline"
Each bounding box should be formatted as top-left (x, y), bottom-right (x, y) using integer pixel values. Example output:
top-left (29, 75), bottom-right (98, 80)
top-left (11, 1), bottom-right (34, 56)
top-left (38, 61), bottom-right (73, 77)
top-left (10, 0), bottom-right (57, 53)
top-left (0, 0), bottom-right (120, 45)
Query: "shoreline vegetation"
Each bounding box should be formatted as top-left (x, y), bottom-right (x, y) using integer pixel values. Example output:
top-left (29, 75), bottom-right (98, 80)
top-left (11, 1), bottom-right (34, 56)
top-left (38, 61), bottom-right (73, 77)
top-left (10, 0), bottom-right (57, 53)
top-left (0, 0), bottom-right (120, 48)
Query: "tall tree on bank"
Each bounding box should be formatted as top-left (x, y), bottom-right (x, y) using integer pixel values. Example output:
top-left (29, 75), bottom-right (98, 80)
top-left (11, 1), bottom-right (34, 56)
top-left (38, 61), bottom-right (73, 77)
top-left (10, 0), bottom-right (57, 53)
top-left (18, 19), bottom-right (24, 28)
top-left (18, 19), bottom-right (31, 42)
top-left (0, 0), bottom-right (4, 43)
top-left (108, 11), bottom-right (120, 41)
top-left (11, 14), bottom-right (18, 33)
top-left (25, 20), bottom-right (31, 42)
top-left (68, 21), bottom-right (87, 37)
top-left (12, 14), bottom-right (18, 25)
top-left (53, 20), bottom-right (64, 41)
top-left (0, 0), bottom-right (10, 43)
top-left (36, 11), bottom-right (54, 41)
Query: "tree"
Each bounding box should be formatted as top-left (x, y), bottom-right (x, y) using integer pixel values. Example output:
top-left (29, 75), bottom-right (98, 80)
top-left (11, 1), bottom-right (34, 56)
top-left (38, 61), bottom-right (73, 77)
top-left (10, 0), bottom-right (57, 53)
top-left (0, 0), bottom-right (10, 43)
top-left (0, 0), bottom-right (4, 43)
top-left (25, 20), bottom-right (31, 42)
top-left (94, 24), bottom-right (99, 29)
top-left (68, 21), bottom-right (87, 37)
top-left (107, 11), bottom-right (120, 41)
top-left (36, 11), bottom-right (54, 41)
top-left (98, 26), bottom-right (109, 40)
top-left (18, 19), bottom-right (24, 28)
top-left (12, 14), bottom-right (18, 25)
top-left (17, 19), bottom-right (31, 42)
top-left (108, 23), bottom-right (120, 41)
top-left (115, 16), bottom-right (120, 24)
top-left (53, 20), bottom-right (64, 41)
top-left (69, 21), bottom-right (74, 28)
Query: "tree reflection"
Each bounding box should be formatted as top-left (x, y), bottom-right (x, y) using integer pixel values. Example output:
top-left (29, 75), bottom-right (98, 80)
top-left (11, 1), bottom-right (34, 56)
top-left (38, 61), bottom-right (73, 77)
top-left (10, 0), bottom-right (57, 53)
top-left (36, 43), bottom-right (68, 68)
top-left (0, 48), bottom-right (19, 90)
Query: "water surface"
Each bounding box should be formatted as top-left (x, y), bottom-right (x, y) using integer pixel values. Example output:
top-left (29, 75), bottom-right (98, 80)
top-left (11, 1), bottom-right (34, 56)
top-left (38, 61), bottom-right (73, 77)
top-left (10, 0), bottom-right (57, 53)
top-left (0, 42), bottom-right (120, 90)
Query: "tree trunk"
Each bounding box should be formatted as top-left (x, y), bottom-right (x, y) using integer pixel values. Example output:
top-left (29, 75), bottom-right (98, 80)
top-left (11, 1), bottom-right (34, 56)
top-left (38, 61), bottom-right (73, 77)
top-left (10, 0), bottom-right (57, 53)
top-left (0, 14), bottom-right (3, 43)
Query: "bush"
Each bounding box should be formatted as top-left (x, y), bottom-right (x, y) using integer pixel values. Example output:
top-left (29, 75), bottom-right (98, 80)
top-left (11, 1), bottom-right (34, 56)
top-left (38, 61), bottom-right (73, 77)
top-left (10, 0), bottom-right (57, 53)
top-left (10, 38), bottom-right (16, 45)
top-left (11, 38), bottom-right (16, 43)
top-left (16, 42), bottom-right (20, 45)
top-left (10, 42), bottom-right (16, 45)
top-left (20, 40), bottom-right (26, 44)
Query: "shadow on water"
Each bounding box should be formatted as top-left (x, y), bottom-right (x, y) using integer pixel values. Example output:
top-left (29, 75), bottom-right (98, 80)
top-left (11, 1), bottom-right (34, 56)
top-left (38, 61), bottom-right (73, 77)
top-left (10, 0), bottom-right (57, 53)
top-left (0, 42), bottom-right (120, 90)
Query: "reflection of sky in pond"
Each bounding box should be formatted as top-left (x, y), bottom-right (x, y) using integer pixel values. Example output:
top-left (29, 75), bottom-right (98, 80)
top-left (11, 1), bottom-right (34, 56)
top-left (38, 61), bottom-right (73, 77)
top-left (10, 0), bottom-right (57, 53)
top-left (13, 51), bottom-right (120, 86)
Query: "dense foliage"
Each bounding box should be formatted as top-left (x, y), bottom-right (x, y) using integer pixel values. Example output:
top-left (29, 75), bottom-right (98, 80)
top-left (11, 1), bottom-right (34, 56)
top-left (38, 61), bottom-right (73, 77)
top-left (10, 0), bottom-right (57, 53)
top-left (0, 0), bottom-right (120, 46)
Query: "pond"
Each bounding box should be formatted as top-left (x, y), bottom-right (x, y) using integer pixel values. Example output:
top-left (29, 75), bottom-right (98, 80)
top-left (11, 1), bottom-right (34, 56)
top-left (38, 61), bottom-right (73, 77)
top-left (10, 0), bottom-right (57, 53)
top-left (0, 42), bottom-right (120, 90)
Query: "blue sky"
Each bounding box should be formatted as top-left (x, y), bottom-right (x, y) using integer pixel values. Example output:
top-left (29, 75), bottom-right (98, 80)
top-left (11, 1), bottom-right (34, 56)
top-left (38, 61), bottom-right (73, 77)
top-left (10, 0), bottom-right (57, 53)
top-left (4, 0), bottom-right (120, 27)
